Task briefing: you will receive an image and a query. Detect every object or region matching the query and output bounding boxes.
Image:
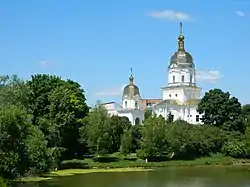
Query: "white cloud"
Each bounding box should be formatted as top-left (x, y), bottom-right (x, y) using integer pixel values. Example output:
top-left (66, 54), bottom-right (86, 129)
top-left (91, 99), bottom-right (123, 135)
top-left (94, 84), bottom-right (127, 96)
top-left (147, 10), bottom-right (192, 21)
top-left (236, 11), bottom-right (246, 17)
top-left (196, 70), bottom-right (222, 83)
top-left (38, 60), bottom-right (53, 67)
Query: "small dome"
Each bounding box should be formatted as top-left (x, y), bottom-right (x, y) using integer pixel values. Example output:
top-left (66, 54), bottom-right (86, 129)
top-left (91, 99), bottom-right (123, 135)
top-left (123, 68), bottom-right (140, 97)
top-left (123, 84), bottom-right (140, 97)
top-left (169, 51), bottom-right (195, 69)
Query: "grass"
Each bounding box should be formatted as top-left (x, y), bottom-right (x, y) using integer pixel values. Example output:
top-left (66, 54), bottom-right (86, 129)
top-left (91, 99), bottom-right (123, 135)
top-left (19, 153), bottom-right (250, 182)
top-left (20, 168), bottom-right (150, 182)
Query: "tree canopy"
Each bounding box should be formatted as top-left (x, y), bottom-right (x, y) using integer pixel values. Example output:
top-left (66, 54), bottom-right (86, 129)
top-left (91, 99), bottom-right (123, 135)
top-left (197, 88), bottom-right (246, 133)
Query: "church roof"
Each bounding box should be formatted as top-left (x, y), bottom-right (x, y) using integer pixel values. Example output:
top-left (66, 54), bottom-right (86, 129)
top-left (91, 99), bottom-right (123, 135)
top-left (153, 99), bottom-right (200, 107)
top-left (168, 22), bottom-right (194, 69)
top-left (123, 68), bottom-right (140, 97)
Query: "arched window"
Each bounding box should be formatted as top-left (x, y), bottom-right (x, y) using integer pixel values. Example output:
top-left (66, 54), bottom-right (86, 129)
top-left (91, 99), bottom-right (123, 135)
top-left (173, 76), bottom-right (175, 83)
top-left (182, 75), bottom-right (184, 82)
top-left (135, 118), bottom-right (140, 125)
top-left (125, 101), bottom-right (127, 108)
top-left (190, 74), bottom-right (193, 83)
top-left (135, 101), bottom-right (138, 109)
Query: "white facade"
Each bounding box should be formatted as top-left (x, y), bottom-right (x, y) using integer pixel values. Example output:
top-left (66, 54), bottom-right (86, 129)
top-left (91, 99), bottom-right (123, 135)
top-left (102, 70), bottom-right (145, 125)
top-left (152, 23), bottom-right (202, 124)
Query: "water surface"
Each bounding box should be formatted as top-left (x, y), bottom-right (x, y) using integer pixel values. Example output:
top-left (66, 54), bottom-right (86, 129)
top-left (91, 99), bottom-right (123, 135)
top-left (16, 167), bottom-right (250, 187)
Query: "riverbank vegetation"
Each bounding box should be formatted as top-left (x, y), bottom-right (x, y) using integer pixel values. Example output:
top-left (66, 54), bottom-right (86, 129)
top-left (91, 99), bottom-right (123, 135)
top-left (1, 74), bottom-right (250, 185)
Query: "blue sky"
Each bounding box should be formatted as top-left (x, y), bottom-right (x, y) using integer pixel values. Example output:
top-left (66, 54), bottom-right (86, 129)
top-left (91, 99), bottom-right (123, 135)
top-left (0, 0), bottom-right (249, 106)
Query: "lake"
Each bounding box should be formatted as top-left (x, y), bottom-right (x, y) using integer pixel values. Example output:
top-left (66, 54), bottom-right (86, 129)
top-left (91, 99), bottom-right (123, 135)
top-left (16, 167), bottom-right (250, 187)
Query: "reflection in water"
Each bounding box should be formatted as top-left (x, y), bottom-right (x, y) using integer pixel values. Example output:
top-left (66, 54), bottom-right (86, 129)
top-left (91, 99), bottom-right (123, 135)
top-left (15, 167), bottom-right (250, 187)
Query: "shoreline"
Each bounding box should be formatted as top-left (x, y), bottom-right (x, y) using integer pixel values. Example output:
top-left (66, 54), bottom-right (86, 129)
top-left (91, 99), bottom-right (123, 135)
top-left (19, 168), bottom-right (151, 182)
top-left (19, 157), bottom-right (250, 182)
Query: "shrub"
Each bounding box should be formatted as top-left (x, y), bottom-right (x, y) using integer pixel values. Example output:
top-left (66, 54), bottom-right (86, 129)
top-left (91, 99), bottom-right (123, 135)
top-left (222, 141), bottom-right (247, 158)
top-left (59, 160), bottom-right (89, 170)
top-left (0, 177), bottom-right (8, 187)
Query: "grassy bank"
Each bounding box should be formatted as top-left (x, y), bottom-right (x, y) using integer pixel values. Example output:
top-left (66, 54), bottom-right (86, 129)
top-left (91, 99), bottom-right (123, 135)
top-left (19, 154), bottom-right (250, 182)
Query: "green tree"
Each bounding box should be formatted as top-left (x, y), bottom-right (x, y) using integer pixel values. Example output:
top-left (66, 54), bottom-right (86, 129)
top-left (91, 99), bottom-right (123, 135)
top-left (166, 112), bottom-right (174, 123)
top-left (0, 106), bottom-right (55, 179)
top-left (0, 75), bottom-right (29, 110)
top-left (165, 123), bottom-right (227, 159)
top-left (48, 84), bottom-right (88, 158)
top-left (80, 104), bottom-right (112, 155)
top-left (197, 89), bottom-right (246, 133)
top-left (138, 115), bottom-right (168, 159)
top-left (27, 74), bottom-right (88, 159)
top-left (131, 124), bottom-right (142, 152)
top-left (109, 116), bottom-right (131, 153)
top-left (242, 104), bottom-right (250, 123)
top-left (120, 129), bottom-right (133, 156)
top-left (144, 108), bottom-right (153, 120)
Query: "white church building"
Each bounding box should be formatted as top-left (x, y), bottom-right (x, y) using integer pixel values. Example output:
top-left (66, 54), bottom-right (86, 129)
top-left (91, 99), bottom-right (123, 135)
top-left (102, 23), bottom-right (202, 125)
top-left (152, 23), bottom-right (202, 124)
top-left (102, 69), bottom-right (145, 125)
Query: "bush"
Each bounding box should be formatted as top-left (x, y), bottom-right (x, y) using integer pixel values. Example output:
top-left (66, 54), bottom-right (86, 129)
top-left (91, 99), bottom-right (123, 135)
top-left (222, 141), bottom-right (247, 158)
top-left (0, 177), bottom-right (8, 187)
top-left (59, 160), bottom-right (89, 170)
top-left (93, 156), bottom-right (120, 163)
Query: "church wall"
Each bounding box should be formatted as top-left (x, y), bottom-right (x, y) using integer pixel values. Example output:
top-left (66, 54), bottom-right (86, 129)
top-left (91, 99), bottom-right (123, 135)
top-left (123, 96), bottom-right (141, 109)
top-left (153, 103), bottom-right (202, 124)
top-left (168, 68), bottom-right (195, 87)
top-left (162, 88), bottom-right (185, 102)
top-left (117, 110), bottom-right (144, 125)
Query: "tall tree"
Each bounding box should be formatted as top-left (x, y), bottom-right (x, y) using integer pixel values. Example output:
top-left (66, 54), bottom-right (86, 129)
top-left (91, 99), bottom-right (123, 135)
top-left (197, 89), bottom-right (246, 133)
top-left (49, 84), bottom-right (88, 158)
top-left (27, 74), bottom-right (89, 158)
top-left (138, 115), bottom-right (168, 159)
top-left (120, 129), bottom-right (133, 156)
top-left (0, 106), bottom-right (55, 179)
top-left (109, 116), bottom-right (131, 153)
top-left (80, 104), bottom-right (112, 155)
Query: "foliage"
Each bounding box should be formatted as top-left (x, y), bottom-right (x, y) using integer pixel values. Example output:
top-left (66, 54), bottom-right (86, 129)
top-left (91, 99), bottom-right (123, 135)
top-left (109, 116), bottom-right (131, 153)
top-left (0, 75), bottom-right (29, 110)
top-left (120, 129), bottom-right (133, 156)
top-left (197, 89), bottom-right (246, 133)
top-left (0, 177), bottom-right (8, 187)
top-left (0, 106), bottom-right (55, 179)
top-left (138, 115), bottom-right (168, 159)
top-left (166, 112), bottom-right (174, 123)
top-left (144, 109), bottom-right (153, 120)
top-left (0, 74), bottom-right (89, 179)
top-left (27, 74), bottom-right (89, 159)
top-left (1, 73), bottom-right (250, 181)
top-left (80, 104), bottom-right (113, 155)
top-left (242, 104), bottom-right (250, 123)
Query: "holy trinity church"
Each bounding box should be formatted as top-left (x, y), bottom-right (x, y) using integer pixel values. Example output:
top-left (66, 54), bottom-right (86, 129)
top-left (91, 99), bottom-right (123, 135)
top-left (102, 23), bottom-right (202, 125)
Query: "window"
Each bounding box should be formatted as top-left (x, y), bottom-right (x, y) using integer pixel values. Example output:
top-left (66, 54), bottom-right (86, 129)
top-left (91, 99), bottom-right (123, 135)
top-left (173, 76), bottom-right (175, 83)
top-left (169, 94), bottom-right (171, 97)
top-left (135, 101), bottom-right (138, 109)
top-left (182, 75), bottom-right (184, 82)
top-left (190, 74), bottom-right (193, 83)
top-left (146, 102), bottom-right (152, 106)
top-left (135, 118), bottom-right (140, 125)
top-left (175, 94), bottom-right (178, 97)
top-left (196, 115), bottom-right (199, 122)
top-left (125, 101), bottom-right (127, 108)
